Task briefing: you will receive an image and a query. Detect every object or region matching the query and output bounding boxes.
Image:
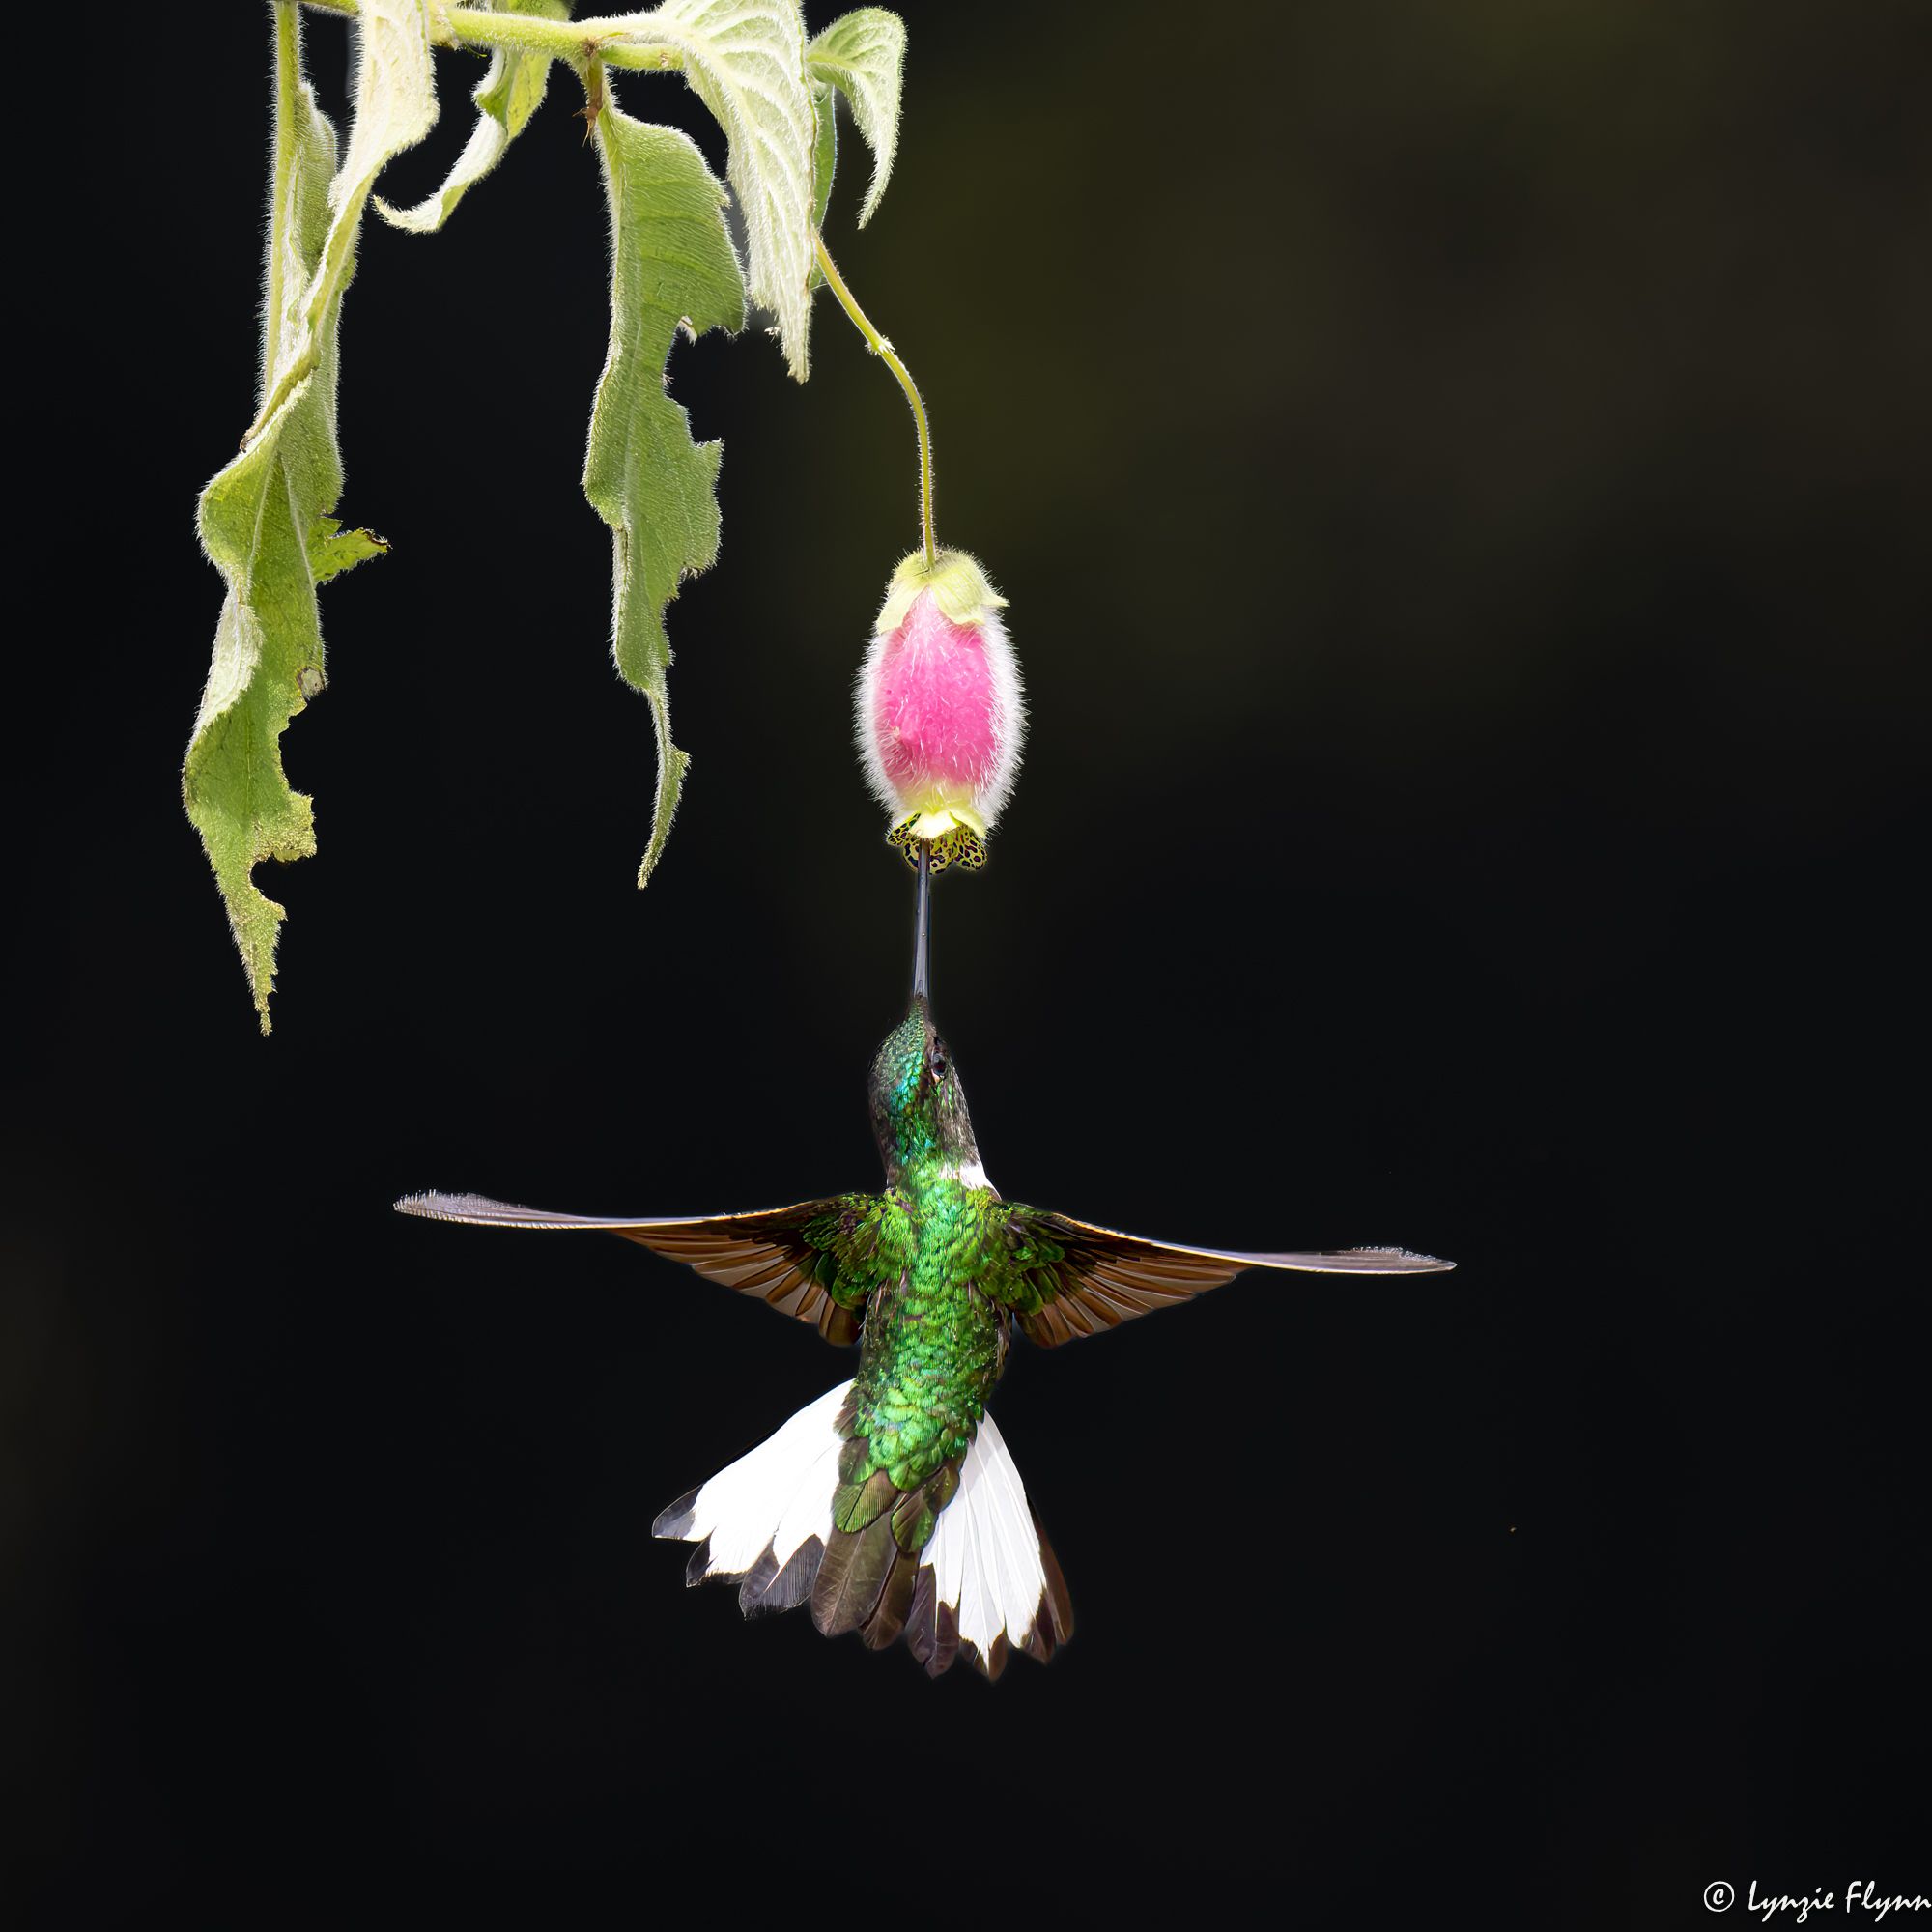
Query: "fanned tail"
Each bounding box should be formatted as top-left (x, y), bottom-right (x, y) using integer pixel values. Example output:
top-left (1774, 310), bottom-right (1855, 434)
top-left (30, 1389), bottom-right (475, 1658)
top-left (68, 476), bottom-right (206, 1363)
top-left (654, 1393), bottom-right (1073, 1679)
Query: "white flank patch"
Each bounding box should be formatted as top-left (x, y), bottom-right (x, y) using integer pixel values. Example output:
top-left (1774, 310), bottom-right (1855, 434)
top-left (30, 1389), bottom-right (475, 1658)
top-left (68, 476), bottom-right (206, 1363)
top-left (920, 1411), bottom-right (1046, 1660)
top-left (673, 1381), bottom-right (852, 1579)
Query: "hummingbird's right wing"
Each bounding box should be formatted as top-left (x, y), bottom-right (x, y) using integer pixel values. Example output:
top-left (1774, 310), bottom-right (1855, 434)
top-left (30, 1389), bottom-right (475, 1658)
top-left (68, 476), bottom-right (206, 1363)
top-left (995, 1206), bottom-right (1453, 1348)
top-left (395, 1191), bottom-right (912, 1346)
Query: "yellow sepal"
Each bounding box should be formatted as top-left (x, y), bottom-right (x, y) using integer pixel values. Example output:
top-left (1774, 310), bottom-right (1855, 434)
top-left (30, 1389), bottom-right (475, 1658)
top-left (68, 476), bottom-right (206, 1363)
top-left (874, 547), bottom-right (1009, 636)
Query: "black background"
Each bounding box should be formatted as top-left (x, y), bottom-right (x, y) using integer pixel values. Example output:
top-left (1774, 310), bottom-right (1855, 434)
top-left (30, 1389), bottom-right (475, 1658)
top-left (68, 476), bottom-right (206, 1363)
top-left (14, 1), bottom-right (1928, 1923)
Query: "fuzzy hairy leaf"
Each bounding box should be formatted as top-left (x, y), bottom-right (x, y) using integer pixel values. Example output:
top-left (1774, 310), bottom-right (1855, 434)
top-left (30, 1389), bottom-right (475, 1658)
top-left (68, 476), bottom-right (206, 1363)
top-left (307, 515), bottom-right (390, 584)
top-left (639, 0), bottom-right (816, 378)
top-left (185, 5), bottom-right (437, 1028)
top-left (377, 0), bottom-right (571, 232)
top-left (185, 17), bottom-right (342, 1027)
top-left (806, 10), bottom-right (905, 228)
top-left (583, 103), bottom-right (748, 883)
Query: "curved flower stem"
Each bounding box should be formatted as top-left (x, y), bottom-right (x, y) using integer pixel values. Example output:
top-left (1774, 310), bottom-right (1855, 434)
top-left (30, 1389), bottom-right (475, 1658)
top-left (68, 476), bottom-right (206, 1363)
top-left (813, 234), bottom-right (937, 568)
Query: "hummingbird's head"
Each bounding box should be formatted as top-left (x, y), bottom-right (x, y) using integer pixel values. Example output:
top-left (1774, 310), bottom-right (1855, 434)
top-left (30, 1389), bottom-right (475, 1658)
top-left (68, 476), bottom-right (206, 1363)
top-left (868, 997), bottom-right (983, 1185)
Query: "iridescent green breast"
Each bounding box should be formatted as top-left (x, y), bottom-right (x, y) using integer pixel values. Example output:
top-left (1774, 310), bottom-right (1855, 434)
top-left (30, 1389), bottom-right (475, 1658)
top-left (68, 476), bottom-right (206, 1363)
top-left (843, 1175), bottom-right (1009, 1497)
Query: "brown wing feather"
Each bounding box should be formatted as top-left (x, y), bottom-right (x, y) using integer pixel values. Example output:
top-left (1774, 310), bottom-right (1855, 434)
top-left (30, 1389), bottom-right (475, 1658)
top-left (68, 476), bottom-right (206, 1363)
top-left (1009, 1208), bottom-right (1453, 1349)
top-left (395, 1191), bottom-right (863, 1344)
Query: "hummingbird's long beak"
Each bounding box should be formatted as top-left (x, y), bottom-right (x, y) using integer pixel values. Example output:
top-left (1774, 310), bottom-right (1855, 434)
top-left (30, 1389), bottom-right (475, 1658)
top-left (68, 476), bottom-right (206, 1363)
top-left (912, 838), bottom-right (932, 1004)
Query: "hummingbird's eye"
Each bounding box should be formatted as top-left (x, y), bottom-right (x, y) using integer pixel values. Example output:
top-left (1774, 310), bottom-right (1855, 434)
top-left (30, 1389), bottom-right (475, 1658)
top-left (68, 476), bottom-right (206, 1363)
top-left (928, 1050), bottom-right (949, 1083)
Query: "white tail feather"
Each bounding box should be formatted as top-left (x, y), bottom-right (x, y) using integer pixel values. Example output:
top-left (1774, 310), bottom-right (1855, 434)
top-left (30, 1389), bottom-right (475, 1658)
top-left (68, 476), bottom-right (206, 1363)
top-left (980, 1428), bottom-right (1042, 1631)
top-left (664, 1381), bottom-right (851, 1579)
top-left (920, 1411), bottom-right (1049, 1661)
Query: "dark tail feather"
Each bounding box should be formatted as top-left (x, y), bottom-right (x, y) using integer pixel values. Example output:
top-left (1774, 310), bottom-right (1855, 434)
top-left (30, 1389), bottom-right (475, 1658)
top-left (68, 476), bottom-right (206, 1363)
top-left (858, 1547), bottom-right (921, 1651)
top-left (738, 1537), bottom-right (825, 1617)
top-left (653, 1484), bottom-right (702, 1541)
top-left (812, 1514), bottom-right (898, 1637)
top-left (1037, 1515), bottom-right (1075, 1647)
top-left (905, 1566), bottom-right (946, 1676)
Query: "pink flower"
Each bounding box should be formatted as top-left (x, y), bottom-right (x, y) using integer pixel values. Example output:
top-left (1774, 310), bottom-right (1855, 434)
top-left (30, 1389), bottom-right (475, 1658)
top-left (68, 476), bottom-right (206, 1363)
top-left (856, 549), bottom-right (1024, 871)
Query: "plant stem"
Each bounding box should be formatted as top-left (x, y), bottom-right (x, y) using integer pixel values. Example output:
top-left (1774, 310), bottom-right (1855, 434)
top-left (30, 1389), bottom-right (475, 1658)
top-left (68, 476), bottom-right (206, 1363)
top-left (298, 0), bottom-right (685, 72)
top-left (813, 235), bottom-right (937, 567)
top-left (263, 3), bottom-right (301, 400)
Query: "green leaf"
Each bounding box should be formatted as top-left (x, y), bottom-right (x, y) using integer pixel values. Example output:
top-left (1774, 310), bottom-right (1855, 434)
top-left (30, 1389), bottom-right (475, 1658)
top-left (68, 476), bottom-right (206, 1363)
top-left (185, 14), bottom-right (342, 1028)
top-left (806, 10), bottom-right (905, 228)
top-left (306, 516), bottom-right (390, 585)
top-left (377, 0), bottom-right (571, 232)
top-left (641, 0), bottom-right (816, 378)
top-left (583, 103), bottom-right (748, 884)
top-left (185, 4), bottom-right (436, 1029)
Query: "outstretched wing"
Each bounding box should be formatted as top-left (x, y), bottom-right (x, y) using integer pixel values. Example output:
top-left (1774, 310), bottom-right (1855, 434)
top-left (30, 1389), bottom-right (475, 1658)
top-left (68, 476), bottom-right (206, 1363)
top-left (395, 1191), bottom-right (911, 1346)
top-left (994, 1206), bottom-right (1453, 1349)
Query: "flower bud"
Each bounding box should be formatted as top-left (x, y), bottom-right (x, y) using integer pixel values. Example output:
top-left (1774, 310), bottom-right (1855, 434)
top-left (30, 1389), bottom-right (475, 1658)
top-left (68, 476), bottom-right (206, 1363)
top-left (855, 549), bottom-right (1024, 871)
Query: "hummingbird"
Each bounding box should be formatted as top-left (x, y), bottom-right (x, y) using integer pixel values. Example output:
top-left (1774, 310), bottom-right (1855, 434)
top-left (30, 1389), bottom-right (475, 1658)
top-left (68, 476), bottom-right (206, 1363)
top-left (396, 855), bottom-right (1452, 1677)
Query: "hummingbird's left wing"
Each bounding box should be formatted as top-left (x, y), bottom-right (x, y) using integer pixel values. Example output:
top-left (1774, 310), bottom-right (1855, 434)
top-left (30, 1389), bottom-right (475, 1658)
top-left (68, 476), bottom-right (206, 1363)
top-left (995, 1207), bottom-right (1453, 1348)
top-left (395, 1192), bottom-right (911, 1346)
